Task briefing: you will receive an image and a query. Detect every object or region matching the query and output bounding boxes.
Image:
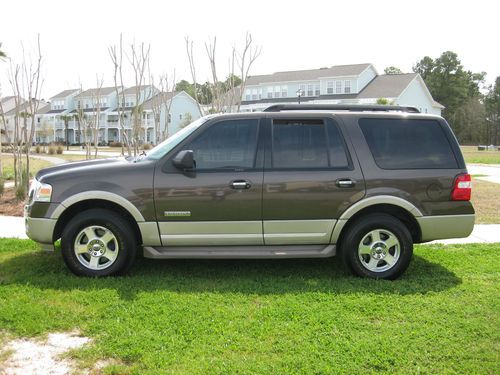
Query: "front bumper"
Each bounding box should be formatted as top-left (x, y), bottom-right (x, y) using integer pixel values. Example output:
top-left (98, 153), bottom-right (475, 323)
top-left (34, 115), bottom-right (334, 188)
top-left (417, 214), bottom-right (475, 242)
top-left (25, 205), bottom-right (56, 246)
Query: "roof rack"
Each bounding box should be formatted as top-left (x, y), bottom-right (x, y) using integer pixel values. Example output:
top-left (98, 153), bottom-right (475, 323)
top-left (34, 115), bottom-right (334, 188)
top-left (263, 104), bottom-right (420, 113)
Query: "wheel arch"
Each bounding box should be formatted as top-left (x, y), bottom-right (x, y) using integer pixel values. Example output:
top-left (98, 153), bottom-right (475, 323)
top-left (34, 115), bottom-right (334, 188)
top-left (52, 198), bottom-right (143, 245)
top-left (333, 197), bottom-right (422, 245)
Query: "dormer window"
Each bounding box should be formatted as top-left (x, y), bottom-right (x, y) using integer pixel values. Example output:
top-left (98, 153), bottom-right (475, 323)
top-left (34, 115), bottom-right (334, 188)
top-left (344, 80), bottom-right (351, 94)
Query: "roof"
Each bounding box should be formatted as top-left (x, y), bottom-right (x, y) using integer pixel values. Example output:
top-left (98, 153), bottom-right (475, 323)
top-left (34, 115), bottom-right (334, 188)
top-left (75, 87), bottom-right (119, 98)
top-left (357, 73), bottom-right (418, 98)
top-left (245, 63), bottom-right (372, 85)
top-left (50, 89), bottom-right (80, 100)
top-left (121, 86), bottom-right (154, 96)
top-left (4, 99), bottom-right (49, 116)
top-left (69, 107), bottom-right (110, 113)
top-left (36, 105), bottom-right (55, 115)
top-left (1, 96), bottom-right (16, 103)
top-left (141, 92), bottom-right (176, 110)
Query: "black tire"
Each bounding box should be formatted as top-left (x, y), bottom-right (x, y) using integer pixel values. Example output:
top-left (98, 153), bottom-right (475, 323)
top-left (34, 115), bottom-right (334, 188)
top-left (61, 208), bottom-right (137, 277)
top-left (340, 213), bottom-right (413, 280)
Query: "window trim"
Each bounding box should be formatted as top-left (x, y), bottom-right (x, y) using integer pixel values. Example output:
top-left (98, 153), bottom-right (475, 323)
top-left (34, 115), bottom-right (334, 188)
top-left (267, 117), bottom-right (353, 171)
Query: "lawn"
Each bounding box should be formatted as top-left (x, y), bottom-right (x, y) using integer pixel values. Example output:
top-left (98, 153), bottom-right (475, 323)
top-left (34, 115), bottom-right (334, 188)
top-left (471, 177), bottom-right (500, 223)
top-left (0, 239), bottom-right (498, 374)
top-left (461, 145), bottom-right (500, 164)
top-left (1, 156), bottom-right (53, 180)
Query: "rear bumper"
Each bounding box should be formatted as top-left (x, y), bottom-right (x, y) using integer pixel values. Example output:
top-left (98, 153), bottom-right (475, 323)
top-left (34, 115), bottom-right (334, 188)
top-left (417, 214), bottom-right (475, 242)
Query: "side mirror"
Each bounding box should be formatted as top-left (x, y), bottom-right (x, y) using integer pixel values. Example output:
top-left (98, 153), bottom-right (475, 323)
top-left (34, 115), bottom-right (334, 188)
top-left (173, 150), bottom-right (195, 170)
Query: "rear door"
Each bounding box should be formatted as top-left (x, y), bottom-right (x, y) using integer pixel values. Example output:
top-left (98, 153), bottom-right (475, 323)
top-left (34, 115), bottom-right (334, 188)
top-left (262, 114), bottom-right (365, 245)
top-left (153, 116), bottom-right (264, 246)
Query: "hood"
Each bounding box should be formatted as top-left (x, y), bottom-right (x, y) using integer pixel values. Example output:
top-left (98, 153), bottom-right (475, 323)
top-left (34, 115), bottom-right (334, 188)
top-left (36, 157), bottom-right (127, 181)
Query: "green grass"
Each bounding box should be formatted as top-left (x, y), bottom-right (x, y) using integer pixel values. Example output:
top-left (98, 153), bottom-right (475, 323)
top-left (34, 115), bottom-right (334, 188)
top-left (461, 145), bottom-right (500, 164)
top-left (1, 156), bottom-right (53, 180)
top-left (0, 239), bottom-right (499, 374)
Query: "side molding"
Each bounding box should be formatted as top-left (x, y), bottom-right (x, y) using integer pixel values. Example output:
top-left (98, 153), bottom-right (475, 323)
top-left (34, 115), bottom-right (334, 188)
top-left (51, 191), bottom-right (145, 222)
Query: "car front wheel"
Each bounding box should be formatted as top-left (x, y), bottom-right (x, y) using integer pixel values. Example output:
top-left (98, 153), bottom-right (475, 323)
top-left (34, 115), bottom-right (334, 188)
top-left (61, 208), bottom-right (137, 277)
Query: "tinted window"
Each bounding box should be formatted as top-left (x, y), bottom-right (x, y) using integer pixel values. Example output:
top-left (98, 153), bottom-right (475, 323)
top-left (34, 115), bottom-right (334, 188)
top-left (359, 118), bottom-right (458, 169)
top-left (187, 119), bottom-right (259, 169)
top-left (271, 119), bottom-right (349, 169)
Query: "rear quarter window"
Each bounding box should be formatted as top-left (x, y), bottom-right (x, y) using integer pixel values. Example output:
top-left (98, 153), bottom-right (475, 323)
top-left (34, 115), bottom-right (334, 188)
top-left (359, 118), bottom-right (458, 169)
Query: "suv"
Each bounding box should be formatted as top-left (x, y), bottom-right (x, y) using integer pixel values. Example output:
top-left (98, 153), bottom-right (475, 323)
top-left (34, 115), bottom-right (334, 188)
top-left (25, 104), bottom-right (475, 279)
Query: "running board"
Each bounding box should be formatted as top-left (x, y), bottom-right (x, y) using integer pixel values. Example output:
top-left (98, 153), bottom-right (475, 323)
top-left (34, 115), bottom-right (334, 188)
top-left (143, 244), bottom-right (336, 259)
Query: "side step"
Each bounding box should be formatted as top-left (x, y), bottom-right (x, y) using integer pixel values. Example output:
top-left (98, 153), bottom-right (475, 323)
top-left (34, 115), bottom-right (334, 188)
top-left (143, 244), bottom-right (336, 259)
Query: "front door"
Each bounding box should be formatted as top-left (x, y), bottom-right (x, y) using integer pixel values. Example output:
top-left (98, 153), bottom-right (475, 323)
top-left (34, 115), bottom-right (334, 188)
top-left (154, 117), bottom-right (264, 246)
top-left (262, 115), bottom-right (365, 245)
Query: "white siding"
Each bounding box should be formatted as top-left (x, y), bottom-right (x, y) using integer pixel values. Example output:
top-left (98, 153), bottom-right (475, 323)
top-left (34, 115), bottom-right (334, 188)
top-left (395, 78), bottom-right (441, 115)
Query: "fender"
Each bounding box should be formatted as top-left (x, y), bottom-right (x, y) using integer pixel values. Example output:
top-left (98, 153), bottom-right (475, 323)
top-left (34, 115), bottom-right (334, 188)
top-left (50, 191), bottom-right (145, 222)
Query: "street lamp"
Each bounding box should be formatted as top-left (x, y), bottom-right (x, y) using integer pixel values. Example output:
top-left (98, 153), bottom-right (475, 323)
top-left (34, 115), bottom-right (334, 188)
top-left (296, 89), bottom-right (303, 104)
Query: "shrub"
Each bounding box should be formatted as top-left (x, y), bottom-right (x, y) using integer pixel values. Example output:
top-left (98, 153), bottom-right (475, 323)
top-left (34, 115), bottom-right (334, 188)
top-left (35, 145), bottom-right (41, 153)
top-left (142, 143), bottom-right (152, 150)
top-left (0, 177), bottom-right (4, 197)
top-left (109, 141), bottom-right (122, 148)
top-left (56, 145), bottom-right (63, 154)
top-left (48, 145), bottom-right (56, 155)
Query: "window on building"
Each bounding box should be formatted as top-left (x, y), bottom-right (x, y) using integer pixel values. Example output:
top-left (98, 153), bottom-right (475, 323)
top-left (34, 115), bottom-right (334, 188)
top-left (315, 84), bottom-right (320, 96)
top-left (307, 84), bottom-right (313, 96)
top-left (252, 88), bottom-right (258, 100)
top-left (335, 81), bottom-right (342, 94)
top-left (267, 89), bottom-right (273, 99)
top-left (327, 81), bottom-right (334, 94)
top-left (281, 86), bottom-right (288, 98)
top-left (344, 80), bottom-right (351, 94)
top-left (187, 119), bottom-right (259, 169)
top-left (274, 86), bottom-right (280, 98)
top-left (299, 84), bottom-right (306, 96)
top-left (179, 114), bottom-right (183, 120)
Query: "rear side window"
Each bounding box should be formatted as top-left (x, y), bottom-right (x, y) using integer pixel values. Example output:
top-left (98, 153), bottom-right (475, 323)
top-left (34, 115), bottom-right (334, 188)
top-left (359, 118), bottom-right (458, 169)
top-left (271, 119), bottom-right (349, 169)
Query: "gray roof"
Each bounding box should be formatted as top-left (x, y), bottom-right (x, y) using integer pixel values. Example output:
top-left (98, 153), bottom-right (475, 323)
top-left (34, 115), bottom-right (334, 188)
top-left (357, 73), bottom-right (418, 98)
top-left (50, 89), bottom-right (80, 100)
top-left (1, 96), bottom-right (16, 103)
top-left (4, 100), bottom-right (49, 116)
top-left (36, 105), bottom-right (55, 115)
top-left (122, 86), bottom-right (155, 96)
top-left (141, 91), bottom-right (176, 110)
top-left (75, 87), bottom-right (119, 98)
top-left (246, 63), bottom-right (372, 85)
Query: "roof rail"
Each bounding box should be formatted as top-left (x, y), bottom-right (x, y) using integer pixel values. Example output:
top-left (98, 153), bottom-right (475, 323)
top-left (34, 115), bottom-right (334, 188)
top-left (263, 104), bottom-right (420, 113)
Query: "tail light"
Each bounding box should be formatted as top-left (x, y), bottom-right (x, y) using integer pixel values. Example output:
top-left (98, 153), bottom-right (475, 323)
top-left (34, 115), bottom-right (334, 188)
top-left (451, 174), bottom-right (471, 201)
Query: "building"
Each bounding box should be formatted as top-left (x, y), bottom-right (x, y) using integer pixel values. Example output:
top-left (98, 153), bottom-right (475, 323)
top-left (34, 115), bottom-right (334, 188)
top-left (28, 86), bottom-right (201, 145)
top-left (240, 63), bottom-right (444, 114)
top-left (1, 98), bottom-right (49, 143)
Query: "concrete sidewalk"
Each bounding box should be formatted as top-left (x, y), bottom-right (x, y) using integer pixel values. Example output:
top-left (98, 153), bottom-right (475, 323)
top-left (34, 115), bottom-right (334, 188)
top-left (0, 215), bottom-right (498, 244)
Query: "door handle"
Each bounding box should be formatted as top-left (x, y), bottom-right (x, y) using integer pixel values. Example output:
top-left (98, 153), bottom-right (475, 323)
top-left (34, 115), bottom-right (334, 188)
top-left (230, 180), bottom-right (251, 189)
top-left (336, 178), bottom-right (356, 188)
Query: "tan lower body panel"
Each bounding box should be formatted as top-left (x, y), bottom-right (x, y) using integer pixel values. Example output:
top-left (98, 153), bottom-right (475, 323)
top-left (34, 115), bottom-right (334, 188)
top-left (158, 221), bottom-right (263, 246)
top-left (263, 219), bottom-right (337, 245)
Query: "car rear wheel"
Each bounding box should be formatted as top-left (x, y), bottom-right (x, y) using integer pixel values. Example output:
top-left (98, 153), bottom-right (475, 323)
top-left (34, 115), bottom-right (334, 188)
top-left (61, 208), bottom-right (137, 277)
top-left (340, 213), bottom-right (413, 280)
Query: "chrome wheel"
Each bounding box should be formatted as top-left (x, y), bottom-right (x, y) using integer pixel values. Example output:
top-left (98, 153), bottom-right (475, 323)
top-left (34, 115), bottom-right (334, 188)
top-left (358, 229), bottom-right (400, 273)
top-left (74, 225), bottom-right (119, 270)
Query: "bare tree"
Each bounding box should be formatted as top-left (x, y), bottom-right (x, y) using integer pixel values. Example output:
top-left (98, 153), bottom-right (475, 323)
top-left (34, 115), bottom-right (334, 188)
top-left (185, 37), bottom-right (203, 115)
top-left (150, 72), bottom-right (176, 143)
top-left (108, 34), bottom-right (131, 156)
top-left (128, 42), bottom-right (150, 155)
top-left (236, 33), bottom-right (261, 112)
top-left (91, 76), bottom-right (104, 159)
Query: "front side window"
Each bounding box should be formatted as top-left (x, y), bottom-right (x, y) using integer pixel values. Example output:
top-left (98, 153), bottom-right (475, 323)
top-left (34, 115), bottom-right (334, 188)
top-left (359, 118), bottom-right (458, 169)
top-left (315, 84), bottom-right (320, 96)
top-left (307, 84), bottom-right (313, 96)
top-left (271, 119), bottom-right (349, 169)
top-left (327, 81), bottom-right (334, 94)
top-left (187, 119), bottom-right (259, 170)
top-left (335, 81), bottom-right (342, 94)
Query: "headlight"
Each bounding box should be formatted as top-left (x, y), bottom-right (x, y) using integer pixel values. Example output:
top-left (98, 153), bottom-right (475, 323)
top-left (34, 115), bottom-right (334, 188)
top-left (29, 179), bottom-right (53, 202)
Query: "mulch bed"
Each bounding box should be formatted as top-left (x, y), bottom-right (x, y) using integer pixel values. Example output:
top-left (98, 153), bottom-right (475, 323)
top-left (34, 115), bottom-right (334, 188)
top-left (0, 187), bottom-right (25, 217)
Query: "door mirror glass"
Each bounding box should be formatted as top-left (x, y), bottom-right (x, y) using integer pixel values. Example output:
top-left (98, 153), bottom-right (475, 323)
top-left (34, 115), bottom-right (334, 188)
top-left (173, 150), bottom-right (195, 170)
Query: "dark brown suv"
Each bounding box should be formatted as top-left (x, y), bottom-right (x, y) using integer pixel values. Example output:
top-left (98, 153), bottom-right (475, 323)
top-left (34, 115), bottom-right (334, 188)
top-left (25, 104), bottom-right (475, 279)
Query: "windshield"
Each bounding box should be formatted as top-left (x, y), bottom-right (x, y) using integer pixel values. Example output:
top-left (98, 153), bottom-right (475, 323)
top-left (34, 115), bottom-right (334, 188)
top-left (145, 115), bottom-right (212, 160)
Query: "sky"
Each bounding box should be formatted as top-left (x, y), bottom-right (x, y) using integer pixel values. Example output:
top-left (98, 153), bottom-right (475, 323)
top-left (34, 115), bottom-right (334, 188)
top-left (1, 0), bottom-right (499, 99)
